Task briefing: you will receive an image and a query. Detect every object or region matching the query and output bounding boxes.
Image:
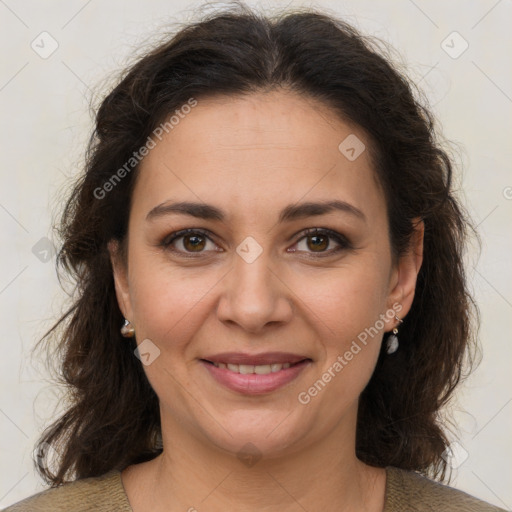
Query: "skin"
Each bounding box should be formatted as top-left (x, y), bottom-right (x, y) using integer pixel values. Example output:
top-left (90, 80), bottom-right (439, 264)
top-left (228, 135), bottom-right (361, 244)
top-left (109, 89), bottom-right (424, 512)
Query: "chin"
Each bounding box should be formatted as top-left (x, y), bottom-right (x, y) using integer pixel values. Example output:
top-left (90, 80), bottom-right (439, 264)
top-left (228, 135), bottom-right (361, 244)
top-left (197, 408), bottom-right (310, 460)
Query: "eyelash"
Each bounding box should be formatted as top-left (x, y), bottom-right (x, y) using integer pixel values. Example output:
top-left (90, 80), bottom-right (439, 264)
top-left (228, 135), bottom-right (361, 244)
top-left (159, 227), bottom-right (353, 258)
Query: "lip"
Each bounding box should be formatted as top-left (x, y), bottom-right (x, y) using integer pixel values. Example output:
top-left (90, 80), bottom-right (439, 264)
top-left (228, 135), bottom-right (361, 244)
top-left (200, 358), bottom-right (312, 395)
top-left (202, 351), bottom-right (309, 366)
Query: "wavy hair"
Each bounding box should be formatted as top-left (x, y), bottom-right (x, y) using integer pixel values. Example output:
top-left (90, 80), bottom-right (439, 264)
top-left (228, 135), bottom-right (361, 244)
top-left (35, 2), bottom-right (479, 485)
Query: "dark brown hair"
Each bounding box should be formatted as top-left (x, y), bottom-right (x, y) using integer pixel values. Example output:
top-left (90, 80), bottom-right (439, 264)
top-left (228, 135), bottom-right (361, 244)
top-left (35, 2), bottom-right (479, 485)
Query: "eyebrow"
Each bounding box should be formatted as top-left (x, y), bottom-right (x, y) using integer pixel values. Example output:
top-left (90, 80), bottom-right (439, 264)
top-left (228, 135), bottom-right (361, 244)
top-left (146, 199), bottom-right (366, 224)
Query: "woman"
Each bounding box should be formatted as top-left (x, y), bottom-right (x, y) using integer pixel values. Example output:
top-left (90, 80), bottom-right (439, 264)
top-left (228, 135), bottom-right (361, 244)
top-left (3, 3), bottom-right (506, 511)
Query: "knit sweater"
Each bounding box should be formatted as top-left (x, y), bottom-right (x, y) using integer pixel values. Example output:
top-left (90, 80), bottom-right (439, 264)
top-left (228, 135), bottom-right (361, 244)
top-left (2, 466), bottom-right (507, 511)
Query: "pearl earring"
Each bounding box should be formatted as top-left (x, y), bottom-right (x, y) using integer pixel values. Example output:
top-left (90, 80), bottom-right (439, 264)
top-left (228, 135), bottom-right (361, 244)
top-left (120, 318), bottom-right (135, 338)
top-left (386, 315), bottom-right (403, 354)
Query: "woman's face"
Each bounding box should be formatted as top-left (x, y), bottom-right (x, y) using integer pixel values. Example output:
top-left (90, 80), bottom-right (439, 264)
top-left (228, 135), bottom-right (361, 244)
top-left (110, 90), bottom-right (422, 459)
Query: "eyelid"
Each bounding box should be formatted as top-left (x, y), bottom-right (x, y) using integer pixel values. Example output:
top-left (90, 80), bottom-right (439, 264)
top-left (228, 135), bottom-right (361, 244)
top-left (160, 228), bottom-right (221, 256)
top-left (160, 228), bottom-right (217, 246)
top-left (291, 227), bottom-right (353, 255)
top-left (159, 227), bottom-right (352, 256)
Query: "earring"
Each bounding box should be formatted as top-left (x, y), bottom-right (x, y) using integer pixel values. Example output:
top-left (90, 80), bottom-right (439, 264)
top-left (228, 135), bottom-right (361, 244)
top-left (386, 314), bottom-right (403, 354)
top-left (120, 318), bottom-right (135, 338)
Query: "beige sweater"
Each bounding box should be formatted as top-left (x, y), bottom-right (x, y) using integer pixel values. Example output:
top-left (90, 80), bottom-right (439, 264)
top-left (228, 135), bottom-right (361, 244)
top-left (2, 466), bottom-right (507, 511)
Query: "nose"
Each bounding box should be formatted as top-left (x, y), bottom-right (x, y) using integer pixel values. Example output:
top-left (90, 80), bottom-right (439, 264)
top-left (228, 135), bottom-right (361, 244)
top-left (216, 245), bottom-right (293, 334)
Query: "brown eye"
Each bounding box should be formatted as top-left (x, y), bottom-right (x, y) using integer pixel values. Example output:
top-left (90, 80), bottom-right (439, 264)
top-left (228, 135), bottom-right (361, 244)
top-left (182, 233), bottom-right (206, 252)
top-left (291, 228), bottom-right (352, 257)
top-left (306, 233), bottom-right (329, 252)
top-left (161, 229), bottom-right (220, 256)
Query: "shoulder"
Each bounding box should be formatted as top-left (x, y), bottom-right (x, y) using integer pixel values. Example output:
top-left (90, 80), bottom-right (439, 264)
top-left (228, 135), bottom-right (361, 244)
top-left (1, 470), bottom-right (132, 512)
top-left (385, 466), bottom-right (508, 512)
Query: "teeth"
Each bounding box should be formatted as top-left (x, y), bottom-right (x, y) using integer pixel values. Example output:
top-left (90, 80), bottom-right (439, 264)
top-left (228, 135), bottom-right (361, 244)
top-left (212, 361), bottom-right (293, 373)
top-left (255, 364), bottom-right (271, 375)
top-left (239, 364), bottom-right (254, 374)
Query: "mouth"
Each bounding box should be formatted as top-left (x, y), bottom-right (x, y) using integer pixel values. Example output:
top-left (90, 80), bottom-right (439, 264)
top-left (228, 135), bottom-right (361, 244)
top-left (199, 355), bottom-right (312, 395)
top-left (200, 359), bottom-right (309, 375)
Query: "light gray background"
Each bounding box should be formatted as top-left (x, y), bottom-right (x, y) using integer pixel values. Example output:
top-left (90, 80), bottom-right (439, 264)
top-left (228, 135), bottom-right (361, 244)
top-left (1, 0), bottom-right (511, 509)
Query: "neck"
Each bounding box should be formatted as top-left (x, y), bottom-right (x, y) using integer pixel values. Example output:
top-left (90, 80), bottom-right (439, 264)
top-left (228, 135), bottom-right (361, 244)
top-left (124, 407), bottom-right (386, 512)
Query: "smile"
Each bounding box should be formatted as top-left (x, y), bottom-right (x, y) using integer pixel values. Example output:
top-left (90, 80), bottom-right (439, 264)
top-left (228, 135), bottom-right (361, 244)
top-left (200, 358), bottom-right (311, 394)
top-left (209, 361), bottom-right (296, 374)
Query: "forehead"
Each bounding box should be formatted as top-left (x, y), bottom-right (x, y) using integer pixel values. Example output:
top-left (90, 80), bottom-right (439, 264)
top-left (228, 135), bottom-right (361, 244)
top-left (132, 90), bottom-right (385, 223)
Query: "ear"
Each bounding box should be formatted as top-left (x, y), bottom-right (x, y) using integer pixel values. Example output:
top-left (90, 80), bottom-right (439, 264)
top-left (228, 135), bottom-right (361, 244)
top-left (108, 239), bottom-right (133, 322)
top-left (386, 218), bottom-right (424, 324)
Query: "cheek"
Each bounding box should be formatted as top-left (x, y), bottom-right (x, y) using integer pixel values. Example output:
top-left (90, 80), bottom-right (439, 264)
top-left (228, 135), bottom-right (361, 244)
top-left (299, 262), bottom-right (388, 339)
top-left (128, 255), bottom-right (219, 348)
top-left (293, 264), bottom-right (388, 393)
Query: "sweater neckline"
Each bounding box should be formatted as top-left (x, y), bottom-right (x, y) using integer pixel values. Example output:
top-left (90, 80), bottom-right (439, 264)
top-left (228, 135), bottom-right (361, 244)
top-left (107, 465), bottom-right (397, 511)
